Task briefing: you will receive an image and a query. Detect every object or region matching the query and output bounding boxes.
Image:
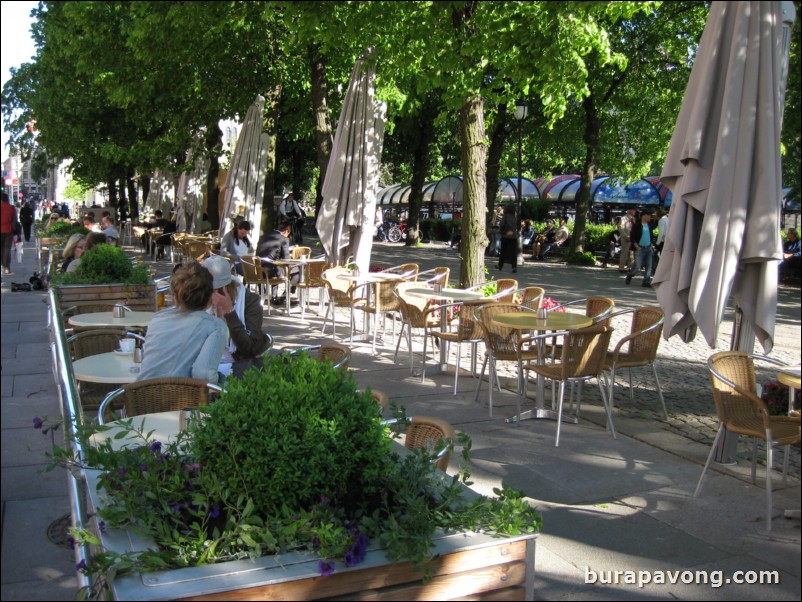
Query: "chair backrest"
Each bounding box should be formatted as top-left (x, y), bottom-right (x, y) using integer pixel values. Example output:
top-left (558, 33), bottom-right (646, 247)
top-left (100, 377), bottom-right (216, 423)
top-left (492, 278), bottom-right (518, 302)
top-left (587, 297), bottom-right (615, 326)
top-left (520, 287), bottom-right (545, 310)
top-left (291, 246), bottom-right (312, 259)
top-left (398, 263), bottom-right (419, 280)
top-left (405, 415), bottom-right (455, 471)
top-left (707, 351), bottom-right (767, 434)
top-left (240, 255), bottom-right (267, 286)
top-left (67, 328), bottom-right (144, 360)
top-left (419, 267), bottom-right (450, 287)
top-left (184, 240), bottom-right (212, 262)
top-left (318, 342), bottom-right (351, 370)
top-left (322, 266), bottom-right (355, 301)
top-left (298, 260), bottom-right (330, 288)
top-left (558, 325), bottom-right (613, 380)
top-left (474, 303), bottom-right (525, 355)
top-left (626, 307), bottom-right (664, 360)
top-left (395, 282), bottom-right (433, 327)
top-left (448, 299), bottom-right (490, 341)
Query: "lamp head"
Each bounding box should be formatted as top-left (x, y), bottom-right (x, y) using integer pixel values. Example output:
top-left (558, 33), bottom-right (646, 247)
top-left (514, 99), bottom-right (529, 121)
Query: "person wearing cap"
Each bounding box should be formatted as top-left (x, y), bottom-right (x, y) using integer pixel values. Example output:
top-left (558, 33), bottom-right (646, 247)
top-left (617, 210), bottom-right (636, 271)
top-left (204, 255), bottom-right (270, 379)
top-left (136, 261), bottom-right (228, 384)
top-left (220, 220), bottom-right (254, 275)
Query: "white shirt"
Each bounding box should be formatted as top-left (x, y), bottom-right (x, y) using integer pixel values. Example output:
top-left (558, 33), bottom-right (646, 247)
top-left (656, 215), bottom-right (669, 245)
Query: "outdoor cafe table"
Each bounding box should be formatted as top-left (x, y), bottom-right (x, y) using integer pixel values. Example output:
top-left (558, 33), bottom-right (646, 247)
top-left (270, 257), bottom-right (326, 315)
top-left (337, 272), bottom-right (407, 340)
top-left (90, 410), bottom-right (185, 451)
top-left (72, 351), bottom-right (141, 385)
top-left (405, 287), bottom-right (487, 376)
top-left (776, 365), bottom-right (801, 415)
top-left (491, 311), bottom-right (592, 424)
top-left (68, 311), bottom-right (155, 330)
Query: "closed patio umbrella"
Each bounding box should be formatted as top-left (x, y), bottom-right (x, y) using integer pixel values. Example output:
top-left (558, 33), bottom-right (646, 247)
top-left (317, 58), bottom-right (386, 273)
top-left (176, 136), bottom-right (210, 234)
top-left (653, 1), bottom-right (795, 353)
top-left (220, 95), bottom-right (269, 241)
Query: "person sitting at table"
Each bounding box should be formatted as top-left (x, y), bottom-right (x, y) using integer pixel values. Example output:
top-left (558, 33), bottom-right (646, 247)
top-left (220, 219), bottom-right (254, 275)
top-left (256, 220), bottom-right (300, 305)
top-left (203, 255), bottom-right (270, 379)
top-left (65, 232), bottom-right (108, 273)
top-left (59, 233), bottom-right (86, 273)
top-left (100, 214), bottom-right (119, 245)
top-left (137, 261), bottom-right (228, 384)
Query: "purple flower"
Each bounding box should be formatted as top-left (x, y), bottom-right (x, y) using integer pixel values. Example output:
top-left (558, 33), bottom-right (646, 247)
top-left (139, 464), bottom-right (148, 472)
top-left (98, 521), bottom-right (106, 533)
top-left (33, 416), bottom-right (43, 430)
top-left (207, 505), bottom-right (220, 519)
top-left (117, 467), bottom-right (128, 478)
top-left (171, 501), bottom-right (181, 512)
top-left (150, 441), bottom-right (162, 454)
top-left (312, 536), bottom-right (320, 550)
top-left (319, 560), bottom-right (335, 577)
top-left (67, 536), bottom-right (76, 550)
top-left (76, 559), bottom-right (87, 572)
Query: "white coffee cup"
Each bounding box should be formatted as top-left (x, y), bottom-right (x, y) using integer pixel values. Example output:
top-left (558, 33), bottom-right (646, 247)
top-left (120, 338), bottom-right (136, 354)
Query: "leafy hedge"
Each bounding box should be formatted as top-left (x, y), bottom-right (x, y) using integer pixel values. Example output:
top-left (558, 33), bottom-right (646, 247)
top-left (53, 244), bottom-right (149, 285)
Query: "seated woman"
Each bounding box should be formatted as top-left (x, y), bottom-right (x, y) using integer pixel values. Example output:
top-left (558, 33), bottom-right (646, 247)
top-left (203, 255), bottom-right (270, 379)
top-left (59, 233), bottom-right (85, 273)
top-left (137, 261), bottom-right (228, 384)
top-left (65, 232), bottom-right (107, 273)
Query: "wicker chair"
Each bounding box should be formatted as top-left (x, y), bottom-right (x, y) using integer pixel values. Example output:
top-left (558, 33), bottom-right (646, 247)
top-left (517, 286), bottom-right (545, 310)
top-left (423, 299), bottom-right (490, 394)
top-left (183, 240), bottom-right (213, 263)
top-left (473, 303), bottom-right (540, 417)
top-left (291, 246), bottom-right (312, 259)
top-left (67, 329), bottom-right (146, 415)
top-left (259, 256), bottom-right (291, 316)
top-left (404, 416), bottom-right (456, 471)
top-left (393, 282), bottom-right (439, 373)
top-left (695, 352), bottom-right (801, 531)
top-left (97, 377), bottom-right (222, 424)
top-left (357, 387), bottom-right (390, 414)
top-left (284, 342), bottom-right (351, 371)
top-left (546, 296), bottom-right (615, 359)
top-left (352, 278), bottom-right (404, 353)
top-left (522, 325), bottom-right (616, 447)
top-left (417, 267), bottom-right (450, 287)
top-left (465, 278), bottom-right (517, 302)
top-left (240, 255), bottom-right (269, 305)
top-left (296, 259), bottom-right (330, 318)
top-left (603, 307), bottom-right (667, 420)
top-left (321, 267), bottom-right (357, 340)
top-left (381, 263), bottom-right (419, 280)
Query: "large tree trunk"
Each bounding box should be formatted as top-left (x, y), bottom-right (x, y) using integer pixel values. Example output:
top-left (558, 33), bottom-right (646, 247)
top-left (262, 85), bottom-right (281, 234)
top-left (205, 124), bottom-right (223, 229)
top-left (485, 104), bottom-right (509, 227)
top-left (309, 44), bottom-right (333, 217)
top-left (406, 99), bottom-right (437, 246)
top-left (571, 94), bottom-right (599, 254)
top-left (140, 175), bottom-right (151, 219)
top-left (118, 175), bottom-right (127, 220)
top-left (108, 178), bottom-right (118, 209)
top-left (458, 94), bottom-right (488, 288)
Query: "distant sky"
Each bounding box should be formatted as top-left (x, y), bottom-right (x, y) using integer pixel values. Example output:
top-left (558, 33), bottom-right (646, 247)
top-left (1, 1), bottom-right (39, 163)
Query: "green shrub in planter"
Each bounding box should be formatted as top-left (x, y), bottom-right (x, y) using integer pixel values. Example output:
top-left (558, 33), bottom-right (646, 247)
top-left (583, 222), bottom-right (616, 253)
top-left (565, 250), bottom-right (597, 265)
top-left (53, 244), bottom-right (150, 285)
top-left (191, 354), bottom-right (391, 516)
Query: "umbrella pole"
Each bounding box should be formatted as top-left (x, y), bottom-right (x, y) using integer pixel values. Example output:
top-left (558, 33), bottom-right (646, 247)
top-left (730, 305), bottom-right (755, 354)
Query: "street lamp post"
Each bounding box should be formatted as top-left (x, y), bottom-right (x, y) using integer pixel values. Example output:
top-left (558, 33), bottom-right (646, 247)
top-left (514, 99), bottom-right (528, 263)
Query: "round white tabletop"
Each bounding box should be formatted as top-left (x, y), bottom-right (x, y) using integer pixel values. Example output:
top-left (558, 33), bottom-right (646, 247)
top-left (337, 272), bottom-right (407, 283)
top-left (405, 287), bottom-right (486, 302)
top-left (72, 351), bottom-right (141, 384)
top-left (68, 311), bottom-right (155, 329)
top-left (91, 410), bottom-right (184, 451)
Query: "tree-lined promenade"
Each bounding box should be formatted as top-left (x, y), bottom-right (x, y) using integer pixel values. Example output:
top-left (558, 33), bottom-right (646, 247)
top-left (2, 1), bottom-right (800, 286)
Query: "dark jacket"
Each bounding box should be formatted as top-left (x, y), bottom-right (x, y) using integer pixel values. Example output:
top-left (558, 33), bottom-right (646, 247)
top-left (19, 204), bottom-right (34, 224)
top-left (224, 289), bottom-right (270, 377)
top-left (630, 220), bottom-right (655, 249)
top-left (256, 230), bottom-right (291, 278)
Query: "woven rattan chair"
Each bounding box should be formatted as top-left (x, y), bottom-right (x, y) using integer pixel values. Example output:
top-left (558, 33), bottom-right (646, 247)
top-left (603, 307), bottom-right (667, 419)
top-left (290, 246), bottom-right (312, 259)
top-left (473, 303), bottom-right (540, 417)
top-left (258, 256), bottom-right (291, 316)
top-left (296, 259), bottom-right (330, 318)
top-left (321, 267), bottom-right (357, 339)
top-left (381, 263), bottom-right (419, 280)
top-left (183, 240), bottom-right (213, 263)
top-left (285, 342), bottom-right (351, 371)
top-left (417, 267), bottom-right (450, 287)
top-left (240, 255), bottom-right (269, 305)
top-left (695, 352), bottom-right (801, 531)
top-left (522, 325), bottom-right (616, 447)
top-left (97, 377), bottom-right (222, 424)
top-left (67, 329), bottom-right (145, 415)
top-left (464, 278), bottom-right (517, 302)
top-left (423, 299), bottom-right (490, 394)
top-left (517, 286), bottom-right (545, 310)
top-left (393, 282), bottom-right (439, 373)
top-left (546, 297), bottom-right (615, 359)
top-left (405, 416), bottom-right (456, 471)
top-left (357, 387), bottom-right (390, 415)
top-left (352, 277), bottom-right (404, 353)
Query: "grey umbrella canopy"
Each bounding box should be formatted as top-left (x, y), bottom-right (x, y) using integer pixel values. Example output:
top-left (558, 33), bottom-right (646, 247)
top-left (317, 58), bottom-right (386, 273)
top-left (175, 135), bottom-right (210, 234)
top-left (653, 1), bottom-right (795, 353)
top-left (220, 95), bottom-right (269, 241)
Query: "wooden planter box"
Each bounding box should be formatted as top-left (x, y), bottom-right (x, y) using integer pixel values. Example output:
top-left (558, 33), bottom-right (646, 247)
top-left (53, 282), bottom-right (157, 312)
top-left (85, 470), bottom-right (537, 601)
